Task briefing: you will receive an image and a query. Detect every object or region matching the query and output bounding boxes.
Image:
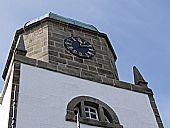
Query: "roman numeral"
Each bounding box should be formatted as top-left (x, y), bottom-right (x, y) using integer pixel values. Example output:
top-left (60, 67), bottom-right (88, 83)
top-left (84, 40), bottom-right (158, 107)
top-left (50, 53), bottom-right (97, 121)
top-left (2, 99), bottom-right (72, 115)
top-left (88, 48), bottom-right (94, 52)
top-left (67, 46), bottom-right (73, 50)
top-left (65, 41), bottom-right (72, 45)
top-left (87, 51), bottom-right (94, 55)
top-left (73, 49), bottom-right (78, 54)
top-left (71, 37), bottom-right (77, 41)
top-left (78, 52), bottom-right (83, 56)
top-left (85, 53), bottom-right (90, 58)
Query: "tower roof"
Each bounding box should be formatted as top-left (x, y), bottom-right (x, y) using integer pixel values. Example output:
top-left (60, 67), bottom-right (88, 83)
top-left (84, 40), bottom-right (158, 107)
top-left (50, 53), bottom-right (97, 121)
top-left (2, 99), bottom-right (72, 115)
top-left (26, 12), bottom-right (98, 32)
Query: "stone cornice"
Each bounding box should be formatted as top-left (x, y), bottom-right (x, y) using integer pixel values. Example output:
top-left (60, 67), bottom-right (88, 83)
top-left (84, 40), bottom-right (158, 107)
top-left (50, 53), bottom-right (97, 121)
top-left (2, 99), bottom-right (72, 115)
top-left (14, 54), bottom-right (153, 95)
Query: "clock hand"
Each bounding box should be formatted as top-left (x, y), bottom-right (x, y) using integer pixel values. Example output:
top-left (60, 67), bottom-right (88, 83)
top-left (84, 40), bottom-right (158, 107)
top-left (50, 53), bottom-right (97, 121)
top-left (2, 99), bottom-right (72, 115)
top-left (78, 39), bottom-right (92, 48)
top-left (80, 44), bottom-right (92, 48)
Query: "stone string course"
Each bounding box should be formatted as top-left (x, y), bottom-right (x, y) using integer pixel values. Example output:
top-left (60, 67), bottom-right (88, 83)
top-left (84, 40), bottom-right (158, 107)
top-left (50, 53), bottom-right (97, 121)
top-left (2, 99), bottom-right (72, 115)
top-left (14, 54), bottom-right (153, 95)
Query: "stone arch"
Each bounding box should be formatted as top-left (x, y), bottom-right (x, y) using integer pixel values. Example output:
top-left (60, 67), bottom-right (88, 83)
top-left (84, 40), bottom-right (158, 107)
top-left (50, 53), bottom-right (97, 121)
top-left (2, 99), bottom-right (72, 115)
top-left (66, 96), bottom-right (123, 128)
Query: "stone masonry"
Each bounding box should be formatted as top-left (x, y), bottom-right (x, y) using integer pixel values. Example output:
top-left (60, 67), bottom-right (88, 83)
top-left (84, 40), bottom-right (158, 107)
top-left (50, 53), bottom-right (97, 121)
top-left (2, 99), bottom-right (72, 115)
top-left (22, 19), bottom-right (119, 85)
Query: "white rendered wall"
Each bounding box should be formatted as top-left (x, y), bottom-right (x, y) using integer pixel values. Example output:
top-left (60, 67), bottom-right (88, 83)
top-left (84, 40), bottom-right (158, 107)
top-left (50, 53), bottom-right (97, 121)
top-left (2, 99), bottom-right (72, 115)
top-left (0, 66), bottom-right (14, 128)
top-left (16, 64), bottom-right (159, 128)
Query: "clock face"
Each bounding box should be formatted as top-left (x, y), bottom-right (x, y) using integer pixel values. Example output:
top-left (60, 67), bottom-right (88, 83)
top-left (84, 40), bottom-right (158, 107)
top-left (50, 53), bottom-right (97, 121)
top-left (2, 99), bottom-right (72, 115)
top-left (64, 36), bottom-right (95, 59)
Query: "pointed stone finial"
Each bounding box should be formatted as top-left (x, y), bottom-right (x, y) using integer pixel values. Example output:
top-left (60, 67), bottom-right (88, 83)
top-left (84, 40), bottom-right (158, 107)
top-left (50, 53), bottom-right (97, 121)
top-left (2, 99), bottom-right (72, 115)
top-left (133, 66), bottom-right (148, 87)
top-left (16, 35), bottom-right (27, 55)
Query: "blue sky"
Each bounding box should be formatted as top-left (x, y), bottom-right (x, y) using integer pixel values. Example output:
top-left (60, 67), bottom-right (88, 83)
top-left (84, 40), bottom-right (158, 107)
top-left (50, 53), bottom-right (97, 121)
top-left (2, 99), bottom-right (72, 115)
top-left (0, 0), bottom-right (169, 127)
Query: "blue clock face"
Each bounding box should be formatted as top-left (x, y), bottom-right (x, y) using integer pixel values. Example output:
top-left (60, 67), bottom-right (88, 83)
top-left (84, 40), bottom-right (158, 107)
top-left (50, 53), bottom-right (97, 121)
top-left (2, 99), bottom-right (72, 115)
top-left (64, 36), bottom-right (95, 59)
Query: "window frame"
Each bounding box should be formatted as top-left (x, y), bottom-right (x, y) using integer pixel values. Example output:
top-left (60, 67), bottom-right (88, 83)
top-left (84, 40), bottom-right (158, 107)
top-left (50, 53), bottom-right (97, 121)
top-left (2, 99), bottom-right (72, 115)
top-left (84, 105), bottom-right (99, 120)
top-left (66, 96), bottom-right (123, 128)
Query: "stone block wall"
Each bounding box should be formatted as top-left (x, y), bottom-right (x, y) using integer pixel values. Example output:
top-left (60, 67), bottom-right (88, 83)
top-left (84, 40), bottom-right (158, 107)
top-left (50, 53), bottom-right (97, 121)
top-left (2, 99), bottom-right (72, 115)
top-left (23, 22), bottom-right (49, 62)
top-left (22, 20), bottom-right (119, 85)
top-left (48, 21), bottom-right (119, 82)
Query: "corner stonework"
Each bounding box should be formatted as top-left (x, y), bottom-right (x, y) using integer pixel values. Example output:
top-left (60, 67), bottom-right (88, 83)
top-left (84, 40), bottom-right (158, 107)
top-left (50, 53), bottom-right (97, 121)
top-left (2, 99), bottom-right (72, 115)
top-left (8, 62), bottom-right (21, 128)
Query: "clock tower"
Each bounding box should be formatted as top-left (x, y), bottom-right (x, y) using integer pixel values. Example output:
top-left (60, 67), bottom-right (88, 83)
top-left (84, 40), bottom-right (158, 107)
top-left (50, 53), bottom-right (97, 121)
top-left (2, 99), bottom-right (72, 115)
top-left (0, 12), bottom-right (164, 128)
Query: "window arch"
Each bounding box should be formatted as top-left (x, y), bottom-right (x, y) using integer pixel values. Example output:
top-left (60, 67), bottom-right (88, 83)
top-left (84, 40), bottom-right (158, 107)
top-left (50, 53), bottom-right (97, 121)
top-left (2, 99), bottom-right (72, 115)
top-left (66, 96), bottom-right (123, 128)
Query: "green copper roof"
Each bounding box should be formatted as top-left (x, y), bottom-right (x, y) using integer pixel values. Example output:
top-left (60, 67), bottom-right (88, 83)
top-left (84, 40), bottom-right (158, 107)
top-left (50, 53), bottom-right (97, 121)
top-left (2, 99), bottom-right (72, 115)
top-left (26, 12), bottom-right (98, 32)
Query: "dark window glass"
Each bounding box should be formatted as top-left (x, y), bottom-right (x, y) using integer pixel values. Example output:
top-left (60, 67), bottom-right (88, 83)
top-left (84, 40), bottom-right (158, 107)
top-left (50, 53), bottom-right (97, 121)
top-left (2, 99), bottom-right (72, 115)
top-left (90, 108), bottom-right (96, 113)
top-left (85, 107), bottom-right (88, 111)
top-left (85, 112), bottom-right (90, 117)
top-left (91, 113), bottom-right (97, 119)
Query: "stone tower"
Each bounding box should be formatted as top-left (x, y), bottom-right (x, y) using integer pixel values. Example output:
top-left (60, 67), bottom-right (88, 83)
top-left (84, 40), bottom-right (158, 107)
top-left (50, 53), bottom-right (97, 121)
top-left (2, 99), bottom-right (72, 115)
top-left (0, 12), bottom-right (164, 128)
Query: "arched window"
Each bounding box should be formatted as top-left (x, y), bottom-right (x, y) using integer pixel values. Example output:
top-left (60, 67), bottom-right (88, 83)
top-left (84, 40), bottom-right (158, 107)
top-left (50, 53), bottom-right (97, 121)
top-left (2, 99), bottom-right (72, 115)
top-left (66, 96), bottom-right (123, 128)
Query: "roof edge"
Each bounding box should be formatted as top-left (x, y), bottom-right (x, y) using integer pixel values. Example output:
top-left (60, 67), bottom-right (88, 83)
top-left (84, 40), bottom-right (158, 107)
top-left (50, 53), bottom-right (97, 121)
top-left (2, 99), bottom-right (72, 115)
top-left (14, 54), bottom-right (150, 95)
top-left (26, 12), bottom-right (98, 32)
